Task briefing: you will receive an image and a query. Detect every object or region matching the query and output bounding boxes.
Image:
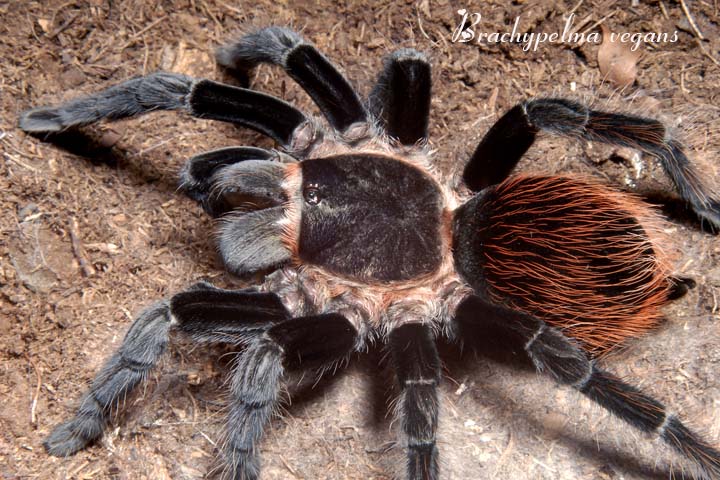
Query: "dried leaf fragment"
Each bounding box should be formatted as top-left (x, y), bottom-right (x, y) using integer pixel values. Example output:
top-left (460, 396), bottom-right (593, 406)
top-left (37, 18), bottom-right (51, 34)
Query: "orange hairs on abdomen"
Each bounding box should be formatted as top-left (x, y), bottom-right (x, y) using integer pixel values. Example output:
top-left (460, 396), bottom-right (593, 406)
top-left (474, 176), bottom-right (673, 356)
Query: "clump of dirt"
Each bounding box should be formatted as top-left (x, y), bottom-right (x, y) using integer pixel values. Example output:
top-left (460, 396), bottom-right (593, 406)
top-left (2, 1), bottom-right (719, 479)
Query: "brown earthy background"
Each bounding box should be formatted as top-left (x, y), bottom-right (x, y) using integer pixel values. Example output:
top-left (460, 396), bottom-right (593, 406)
top-left (1, 1), bottom-right (719, 479)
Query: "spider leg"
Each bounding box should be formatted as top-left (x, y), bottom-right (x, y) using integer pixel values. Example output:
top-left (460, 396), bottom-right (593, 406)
top-left (179, 146), bottom-right (292, 216)
top-left (216, 26), bottom-right (367, 132)
top-left (19, 72), bottom-right (307, 147)
top-left (367, 49), bottom-right (432, 146)
top-left (455, 295), bottom-right (720, 478)
top-left (463, 98), bottom-right (720, 229)
top-left (43, 282), bottom-right (290, 457)
top-left (180, 147), bottom-right (277, 204)
top-left (217, 206), bottom-right (291, 276)
top-left (668, 276), bottom-right (696, 301)
top-left (180, 146), bottom-right (295, 211)
top-left (223, 313), bottom-right (359, 479)
top-left (389, 323), bottom-right (441, 480)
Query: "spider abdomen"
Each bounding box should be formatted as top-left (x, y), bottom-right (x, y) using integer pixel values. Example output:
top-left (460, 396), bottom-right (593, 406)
top-left (453, 175), bottom-right (673, 355)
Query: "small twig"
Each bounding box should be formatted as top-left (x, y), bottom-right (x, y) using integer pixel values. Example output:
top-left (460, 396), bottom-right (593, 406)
top-left (196, 429), bottom-right (217, 447)
top-left (1, 138), bottom-right (41, 160)
top-left (579, 10), bottom-right (617, 37)
top-left (48, 11), bottom-right (80, 39)
top-left (278, 455), bottom-right (298, 477)
top-left (4, 153), bottom-right (40, 173)
top-left (142, 38), bottom-right (150, 76)
top-left (567, 0), bottom-right (584, 15)
top-left (49, 1), bottom-right (77, 25)
top-left (567, 14), bottom-right (593, 38)
top-left (68, 460), bottom-right (90, 478)
top-left (127, 15), bottom-right (169, 42)
top-left (217, 1), bottom-right (244, 17)
top-left (575, 10), bottom-right (618, 47)
top-left (491, 432), bottom-right (515, 477)
top-left (695, 37), bottom-right (720, 67)
top-left (680, 65), bottom-right (690, 94)
top-left (416, 5), bottom-right (439, 46)
top-left (679, 0), bottom-right (705, 40)
top-left (69, 217), bottom-right (95, 277)
top-left (88, 15), bottom-right (168, 64)
top-left (26, 354), bottom-right (42, 427)
top-left (487, 86), bottom-right (499, 112)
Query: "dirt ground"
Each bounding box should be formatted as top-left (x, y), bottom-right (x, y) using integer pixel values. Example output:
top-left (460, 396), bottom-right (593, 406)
top-left (2, 1), bottom-right (719, 479)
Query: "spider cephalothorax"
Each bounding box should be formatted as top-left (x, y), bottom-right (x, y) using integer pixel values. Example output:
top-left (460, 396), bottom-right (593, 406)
top-left (19, 26), bottom-right (720, 480)
top-left (290, 153), bottom-right (448, 281)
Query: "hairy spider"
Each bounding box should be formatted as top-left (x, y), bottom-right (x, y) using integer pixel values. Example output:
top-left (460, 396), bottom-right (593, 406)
top-left (19, 26), bottom-right (720, 479)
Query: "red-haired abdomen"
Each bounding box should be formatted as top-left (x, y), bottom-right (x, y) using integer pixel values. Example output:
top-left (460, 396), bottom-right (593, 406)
top-left (453, 176), bottom-right (673, 356)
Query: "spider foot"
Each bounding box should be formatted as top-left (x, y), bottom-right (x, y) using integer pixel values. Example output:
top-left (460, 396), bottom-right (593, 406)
top-left (695, 200), bottom-right (720, 233)
top-left (43, 416), bottom-right (102, 457)
top-left (19, 107), bottom-right (64, 133)
top-left (661, 415), bottom-right (720, 480)
top-left (668, 276), bottom-right (696, 301)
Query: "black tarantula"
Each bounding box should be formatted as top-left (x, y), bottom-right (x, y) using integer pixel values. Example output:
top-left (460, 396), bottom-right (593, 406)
top-left (19, 26), bottom-right (720, 479)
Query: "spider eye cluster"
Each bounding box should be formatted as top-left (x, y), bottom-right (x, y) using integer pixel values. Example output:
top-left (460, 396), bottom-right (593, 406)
top-left (303, 184), bottom-right (322, 205)
top-left (297, 154), bottom-right (444, 282)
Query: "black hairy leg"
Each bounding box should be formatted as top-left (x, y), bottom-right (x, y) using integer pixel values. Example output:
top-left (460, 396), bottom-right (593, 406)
top-left (462, 98), bottom-right (720, 229)
top-left (389, 323), bottom-right (441, 480)
top-left (455, 295), bottom-right (720, 479)
top-left (18, 72), bottom-right (308, 147)
top-left (43, 282), bottom-right (290, 457)
top-left (179, 146), bottom-right (293, 216)
top-left (217, 206), bottom-right (292, 276)
top-left (179, 146), bottom-right (278, 215)
top-left (217, 26), bottom-right (367, 132)
top-left (368, 49), bottom-right (432, 145)
top-left (223, 313), bottom-right (358, 479)
top-left (44, 281), bottom-right (359, 480)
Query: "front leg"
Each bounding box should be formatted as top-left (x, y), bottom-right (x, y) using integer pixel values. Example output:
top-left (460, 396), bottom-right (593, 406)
top-left (368, 49), bottom-right (432, 146)
top-left (19, 72), bottom-right (308, 147)
top-left (217, 26), bottom-right (368, 132)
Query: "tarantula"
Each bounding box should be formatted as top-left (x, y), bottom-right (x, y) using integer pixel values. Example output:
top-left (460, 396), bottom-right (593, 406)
top-left (19, 26), bottom-right (720, 479)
